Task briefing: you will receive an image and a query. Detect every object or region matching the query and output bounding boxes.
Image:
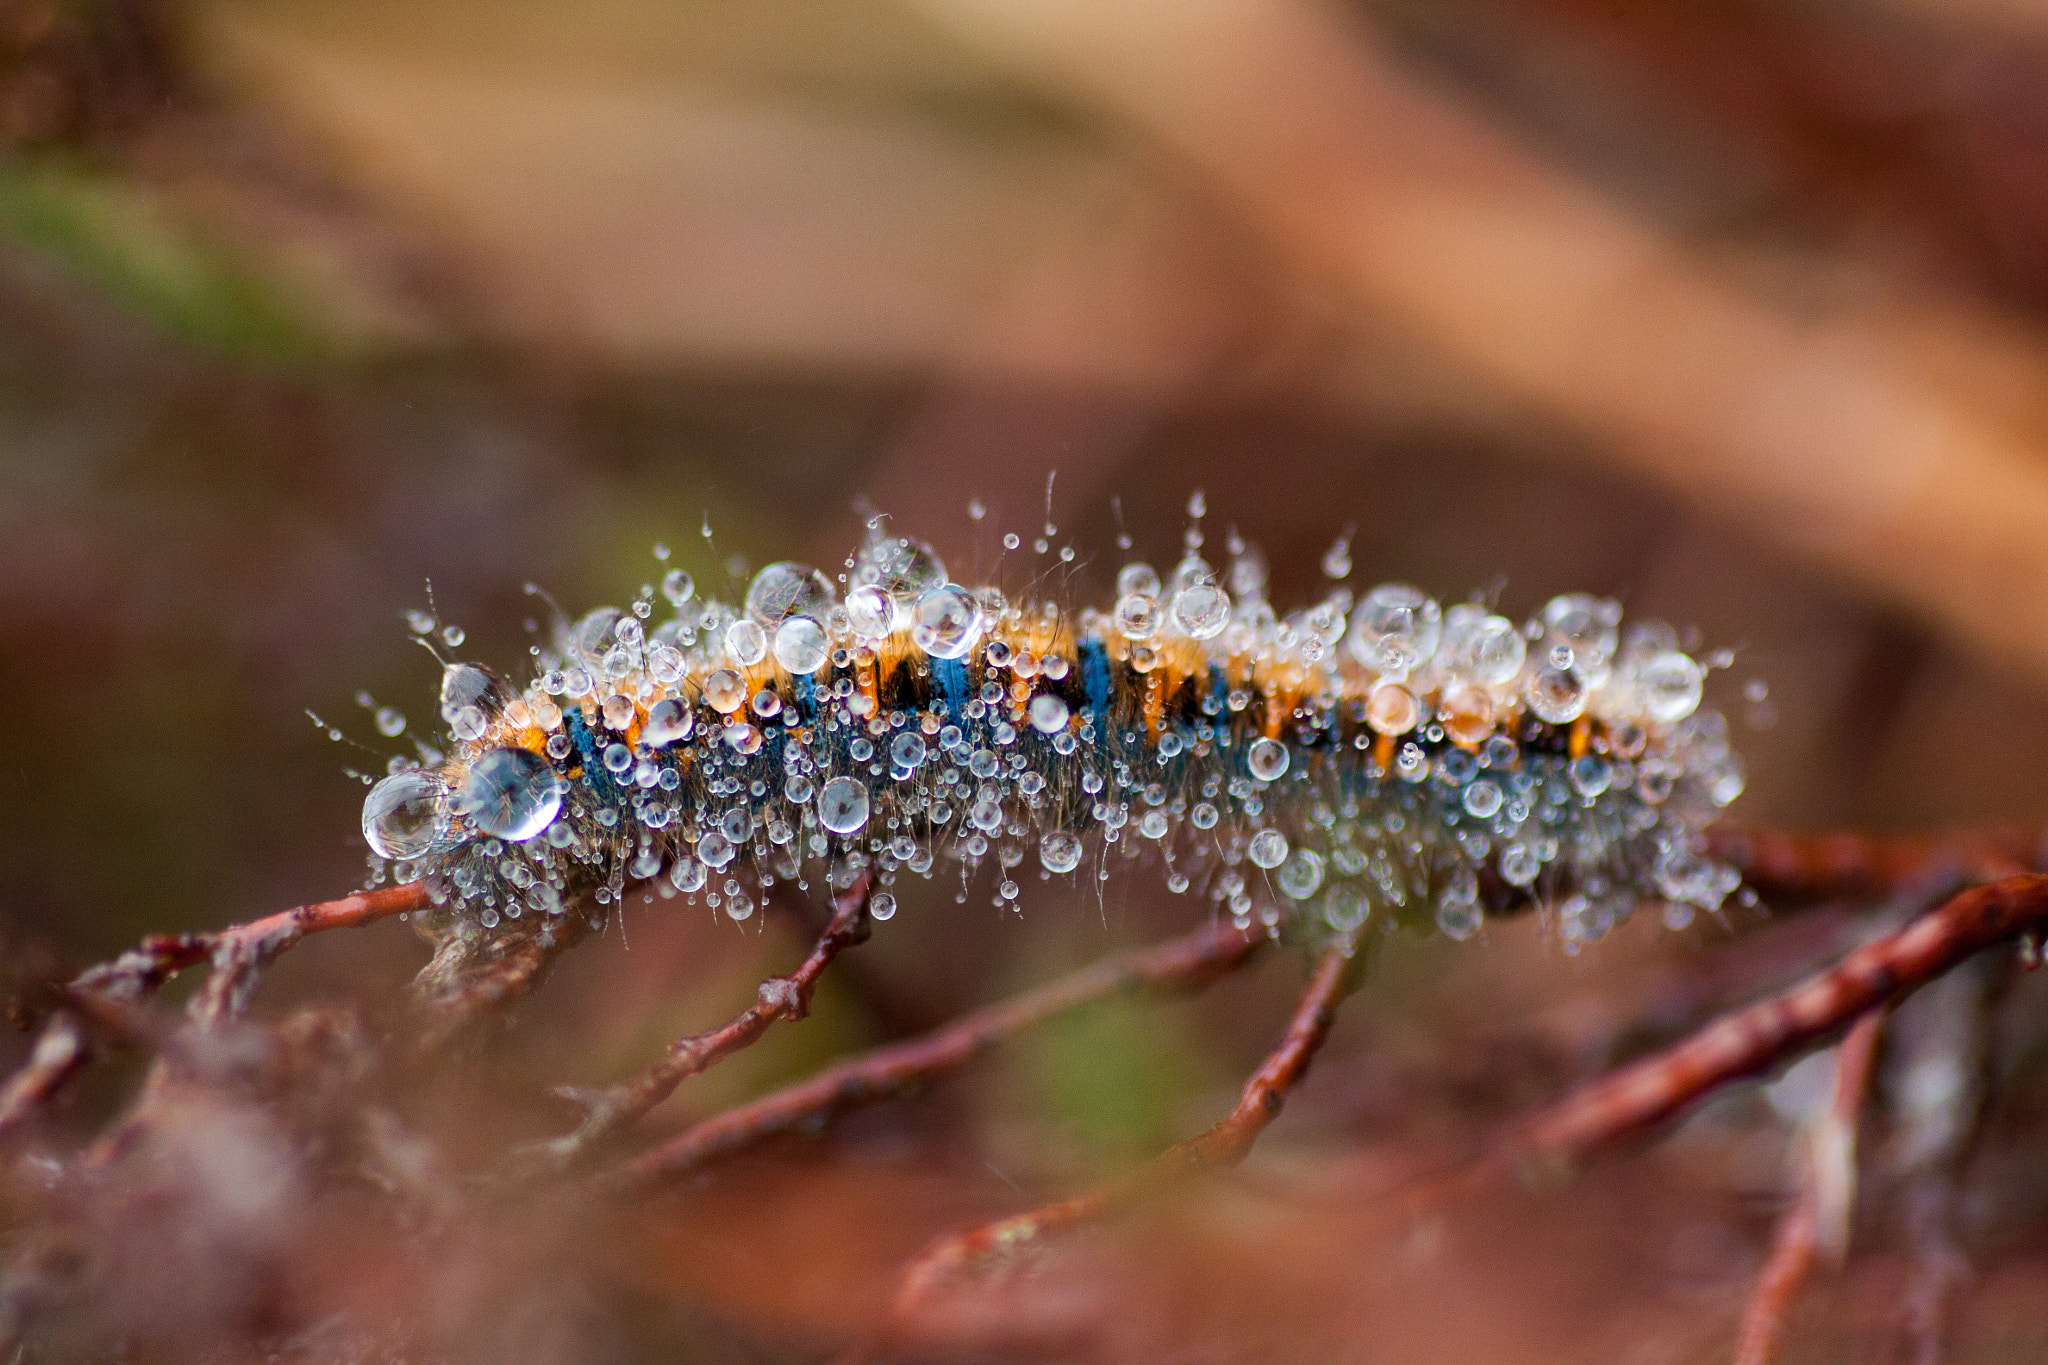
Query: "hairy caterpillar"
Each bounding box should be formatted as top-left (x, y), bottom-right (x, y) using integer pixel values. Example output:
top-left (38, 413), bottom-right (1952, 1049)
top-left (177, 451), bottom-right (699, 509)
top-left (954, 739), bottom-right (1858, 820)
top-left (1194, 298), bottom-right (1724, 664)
top-left (359, 499), bottom-right (1747, 947)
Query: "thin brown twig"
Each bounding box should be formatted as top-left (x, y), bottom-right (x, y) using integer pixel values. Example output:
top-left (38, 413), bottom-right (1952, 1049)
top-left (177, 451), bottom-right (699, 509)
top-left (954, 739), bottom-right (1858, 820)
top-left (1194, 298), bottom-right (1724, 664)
top-left (1505, 873), bottom-right (2048, 1171)
top-left (529, 874), bottom-right (875, 1171)
top-left (1705, 825), bottom-right (2044, 905)
top-left (0, 1011), bottom-right (86, 1140)
top-left (611, 919), bottom-right (1266, 1188)
top-left (1733, 1006), bottom-right (1887, 1365)
top-left (888, 929), bottom-right (1363, 1316)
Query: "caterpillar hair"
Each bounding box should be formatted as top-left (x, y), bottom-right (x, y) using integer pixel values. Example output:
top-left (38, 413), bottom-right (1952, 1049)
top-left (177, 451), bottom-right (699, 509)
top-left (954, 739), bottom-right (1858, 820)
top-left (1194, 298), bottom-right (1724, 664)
top-left (359, 500), bottom-right (1747, 948)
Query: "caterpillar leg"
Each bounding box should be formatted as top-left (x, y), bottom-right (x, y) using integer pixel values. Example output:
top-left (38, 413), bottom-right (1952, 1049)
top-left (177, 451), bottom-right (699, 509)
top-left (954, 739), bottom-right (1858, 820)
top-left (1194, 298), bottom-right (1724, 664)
top-left (525, 874), bottom-right (875, 1173)
top-left (884, 929), bottom-right (1365, 1321)
top-left (608, 919), bottom-right (1267, 1188)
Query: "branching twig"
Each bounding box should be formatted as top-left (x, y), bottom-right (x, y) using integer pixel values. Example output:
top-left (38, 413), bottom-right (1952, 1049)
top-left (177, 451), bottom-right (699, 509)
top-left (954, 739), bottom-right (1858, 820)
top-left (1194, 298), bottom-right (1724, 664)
top-left (1506, 873), bottom-right (2048, 1170)
top-left (0, 882), bottom-right (429, 1142)
top-left (1733, 1007), bottom-right (1887, 1365)
top-left (528, 875), bottom-right (875, 1171)
top-left (889, 929), bottom-right (1364, 1314)
top-left (611, 919), bottom-right (1266, 1187)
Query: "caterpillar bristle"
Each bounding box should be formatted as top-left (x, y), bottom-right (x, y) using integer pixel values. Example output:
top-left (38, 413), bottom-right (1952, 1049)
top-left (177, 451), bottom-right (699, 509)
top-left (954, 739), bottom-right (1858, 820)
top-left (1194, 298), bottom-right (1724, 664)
top-left (359, 515), bottom-right (1747, 946)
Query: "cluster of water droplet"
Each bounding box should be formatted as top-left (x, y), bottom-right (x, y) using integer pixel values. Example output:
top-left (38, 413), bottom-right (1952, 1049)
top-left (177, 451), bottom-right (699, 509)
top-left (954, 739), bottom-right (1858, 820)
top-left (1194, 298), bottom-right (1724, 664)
top-left (361, 498), bottom-right (1745, 947)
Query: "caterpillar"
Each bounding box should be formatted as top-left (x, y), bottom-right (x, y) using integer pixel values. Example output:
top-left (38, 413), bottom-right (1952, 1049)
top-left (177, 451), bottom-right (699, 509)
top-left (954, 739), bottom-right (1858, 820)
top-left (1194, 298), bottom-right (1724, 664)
top-left (359, 500), bottom-right (1748, 947)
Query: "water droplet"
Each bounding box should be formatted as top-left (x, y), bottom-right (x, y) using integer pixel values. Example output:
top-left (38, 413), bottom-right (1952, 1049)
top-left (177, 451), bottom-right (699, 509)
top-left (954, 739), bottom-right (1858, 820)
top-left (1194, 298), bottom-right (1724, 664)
top-left (661, 568), bottom-right (694, 606)
top-left (697, 832), bottom-right (735, 869)
top-left (1526, 664), bottom-right (1588, 724)
top-left (1500, 844), bottom-right (1540, 886)
top-left (1436, 898), bottom-right (1482, 940)
top-left (1462, 780), bottom-right (1502, 818)
top-left (1028, 693), bottom-right (1070, 734)
top-left (871, 892), bottom-right (898, 921)
top-left (911, 584), bottom-right (982, 659)
top-left (1324, 883), bottom-right (1369, 932)
top-left (1277, 849), bottom-right (1324, 899)
top-left (1459, 615), bottom-right (1525, 686)
top-left (845, 586), bottom-right (893, 639)
top-left (1117, 563), bottom-right (1160, 599)
top-left (1348, 584), bottom-right (1441, 677)
top-left (890, 731), bottom-right (927, 769)
top-left (375, 707), bottom-right (406, 737)
top-left (772, 616), bottom-right (827, 674)
top-left (745, 562), bottom-right (835, 626)
top-left (726, 619), bottom-right (768, 666)
top-left (1365, 681), bottom-right (1419, 736)
top-left (1321, 537), bottom-right (1352, 579)
top-left (362, 771), bottom-right (445, 858)
top-left (1636, 651), bottom-right (1703, 723)
top-left (1248, 829), bottom-right (1289, 869)
top-left (1439, 684), bottom-right (1494, 745)
top-left (1170, 583), bottom-right (1230, 639)
top-left (1543, 593), bottom-right (1621, 666)
top-left (643, 697), bottom-right (693, 747)
top-left (1114, 592), bottom-right (1162, 639)
top-left (1247, 736), bottom-right (1290, 782)
top-left (459, 748), bottom-right (564, 841)
top-left (1040, 831), bottom-right (1082, 873)
top-left (703, 668), bottom-right (746, 713)
top-left (818, 776), bottom-right (870, 834)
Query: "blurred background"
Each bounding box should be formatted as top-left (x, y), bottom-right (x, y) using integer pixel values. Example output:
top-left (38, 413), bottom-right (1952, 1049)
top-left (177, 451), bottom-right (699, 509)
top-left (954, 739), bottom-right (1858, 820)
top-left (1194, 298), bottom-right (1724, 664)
top-left (9, 0), bottom-right (2048, 1360)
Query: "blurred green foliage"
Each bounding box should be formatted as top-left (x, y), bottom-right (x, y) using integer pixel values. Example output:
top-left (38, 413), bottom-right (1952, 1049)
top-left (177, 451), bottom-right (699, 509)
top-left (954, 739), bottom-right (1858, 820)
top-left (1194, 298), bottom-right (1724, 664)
top-left (0, 162), bottom-right (323, 361)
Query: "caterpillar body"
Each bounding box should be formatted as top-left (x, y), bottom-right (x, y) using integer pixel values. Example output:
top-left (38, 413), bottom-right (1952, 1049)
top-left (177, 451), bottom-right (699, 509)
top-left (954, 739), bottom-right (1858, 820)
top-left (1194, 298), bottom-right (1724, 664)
top-left (360, 511), bottom-right (1747, 947)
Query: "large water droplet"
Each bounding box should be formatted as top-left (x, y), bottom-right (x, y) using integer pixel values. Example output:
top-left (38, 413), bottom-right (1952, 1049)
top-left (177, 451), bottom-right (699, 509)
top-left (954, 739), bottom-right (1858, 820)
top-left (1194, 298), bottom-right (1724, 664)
top-left (1248, 829), bottom-right (1289, 869)
top-left (1348, 584), bottom-right (1441, 677)
top-left (1039, 830), bottom-right (1082, 873)
top-left (1526, 664), bottom-right (1588, 724)
top-left (362, 771), bottom-right (445, 859)
top-left (1170, 582), bottom-right (1231, 640)
top-left (459, 747), bottom-right (563, 841)
top-left (746, 562), bottom-right (835, 626)
top-left (1277, 849), bottom-right (1324, 899)
top-left (1636, 651), bottom-right (1704, 723)
top-left (1028, 693), bottom-right (1070, 734)
top-left (643, 697), bottom-right (693, 747)
top-left (1247, 736), bottom-right (1290, 781)
top-left (911, 585), bottom-right (982, 659)
top-left (773, 616), bottom-right (828, 674)
top-left (818, 776), bottom-right (870, 834)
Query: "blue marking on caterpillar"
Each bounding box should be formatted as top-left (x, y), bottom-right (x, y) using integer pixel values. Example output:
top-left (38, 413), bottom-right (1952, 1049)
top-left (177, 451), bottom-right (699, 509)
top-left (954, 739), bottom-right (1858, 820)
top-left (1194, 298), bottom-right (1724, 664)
top-left (795, 672), bottom-right (818, 722)
top-left (931, 656), bottom-right (969, 715)
top-left (563, 706), bottom-right (622, 803)
top-left (1081, 638), bottom-right (1112, 721)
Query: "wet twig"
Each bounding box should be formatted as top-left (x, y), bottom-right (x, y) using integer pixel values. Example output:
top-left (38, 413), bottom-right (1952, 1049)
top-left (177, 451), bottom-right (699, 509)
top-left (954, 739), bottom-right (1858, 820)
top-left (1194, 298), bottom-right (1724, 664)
top-left (886, 928), bottom-right (1365, 1319)
top-left (1505, 873), bottom-right (2048, 1169)
top-left (1733, 1007), bottom-right (1887, 1365)
top-left (527, 875), bottom-right (875, 1171)
top-left (611, 918), bottom-right (1266, 1187)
